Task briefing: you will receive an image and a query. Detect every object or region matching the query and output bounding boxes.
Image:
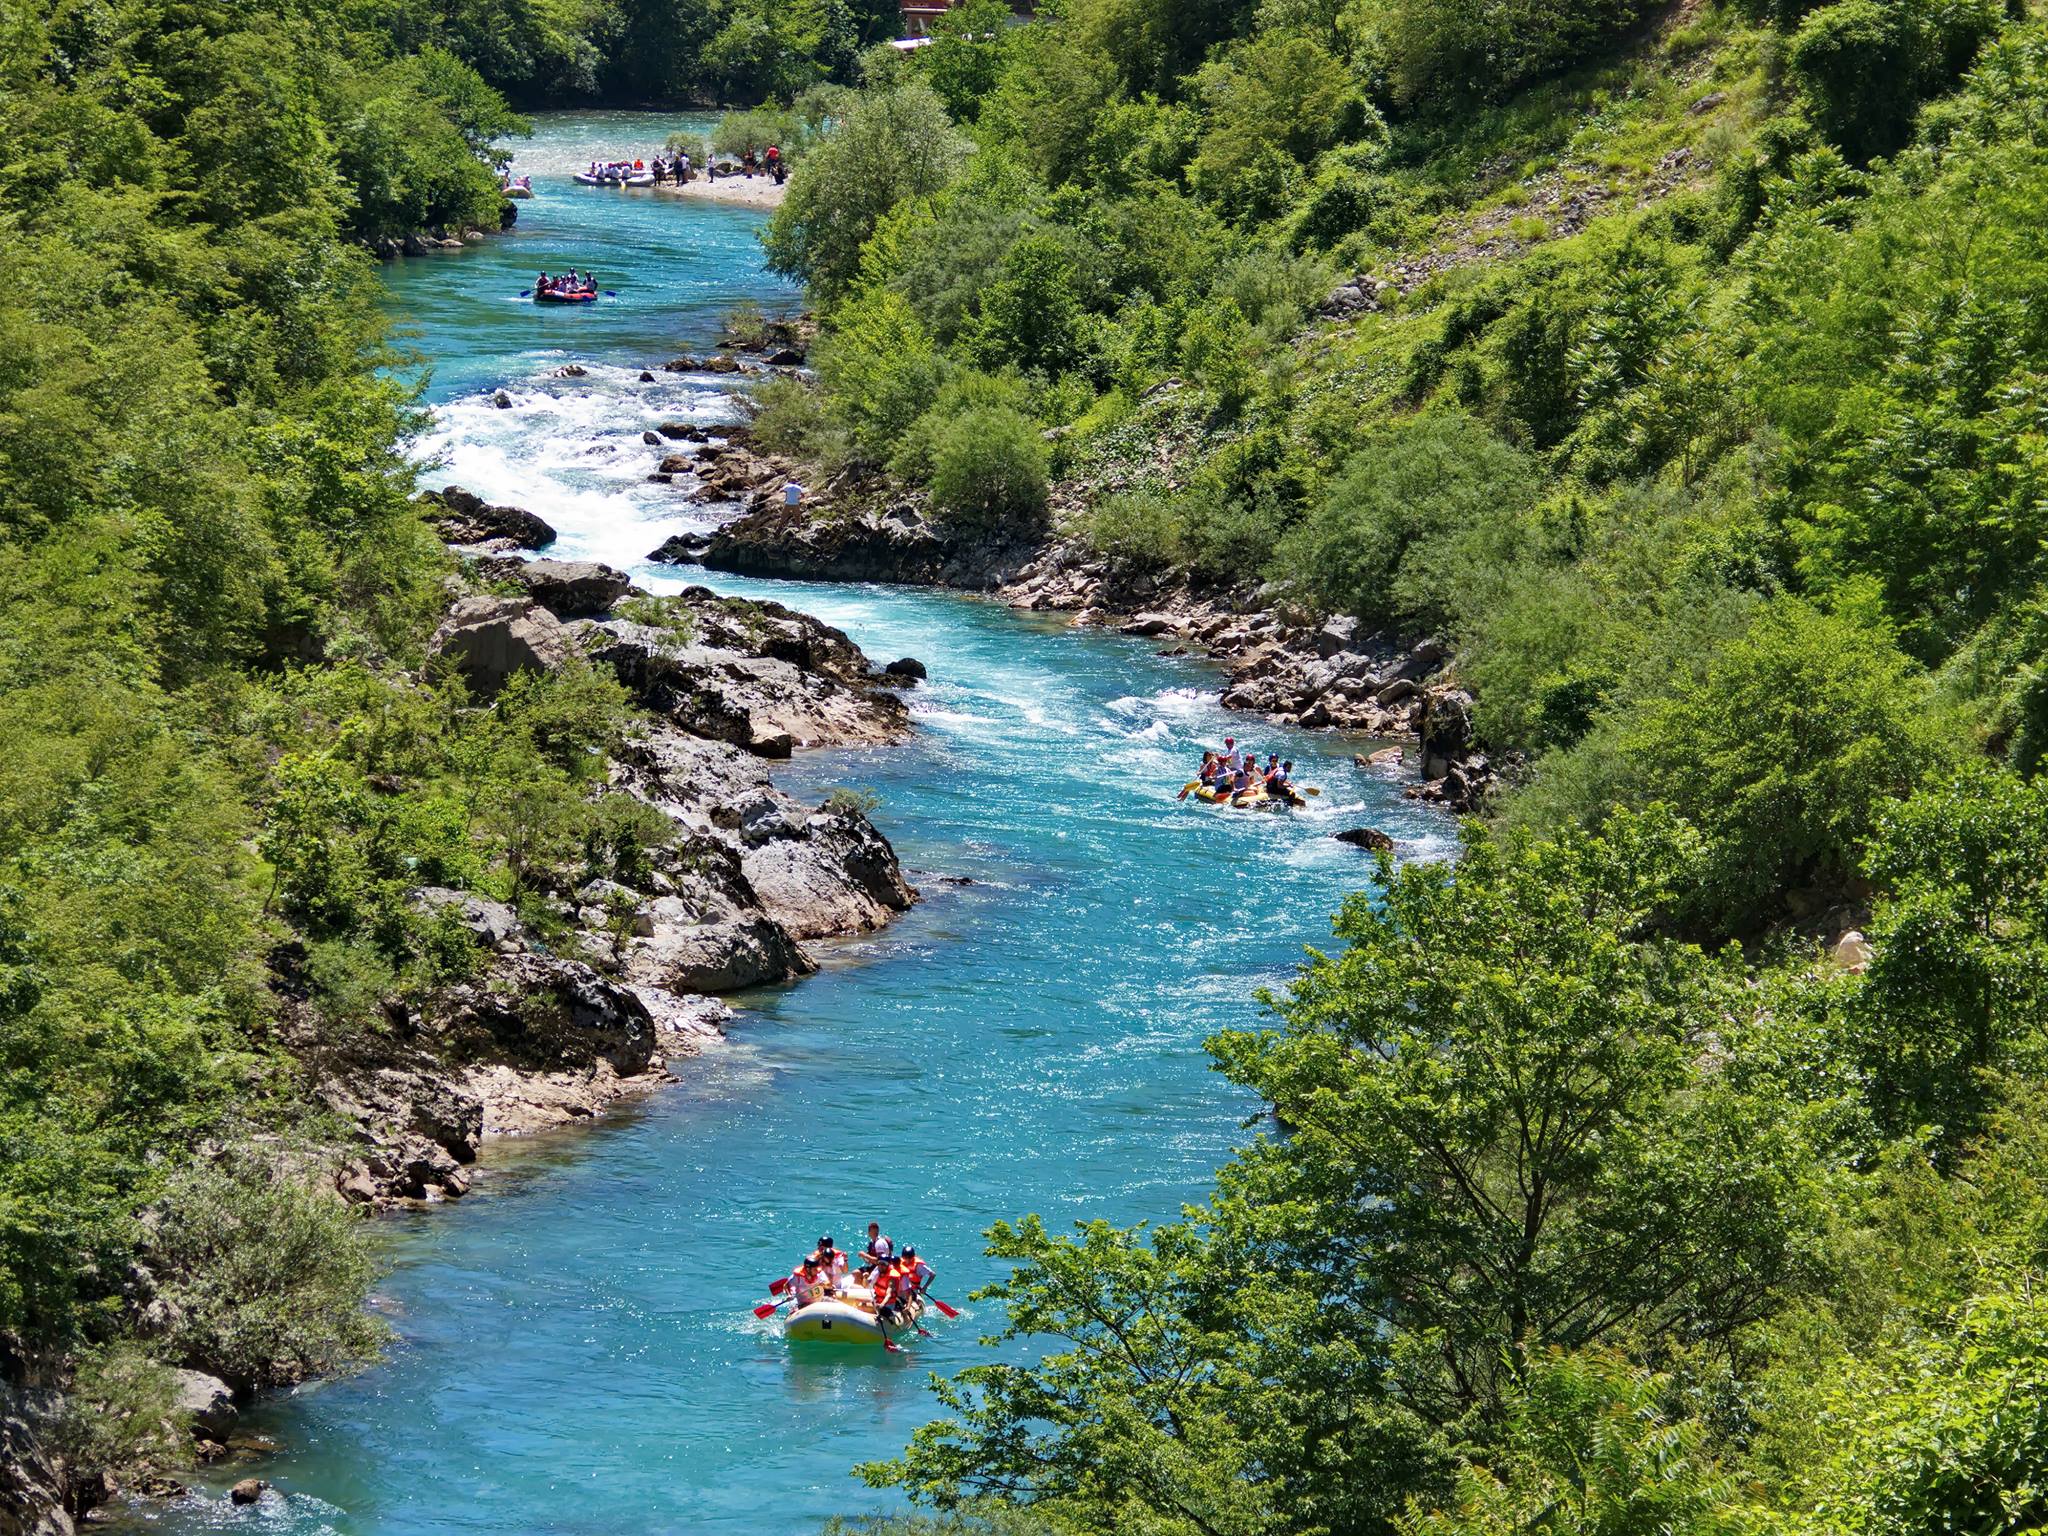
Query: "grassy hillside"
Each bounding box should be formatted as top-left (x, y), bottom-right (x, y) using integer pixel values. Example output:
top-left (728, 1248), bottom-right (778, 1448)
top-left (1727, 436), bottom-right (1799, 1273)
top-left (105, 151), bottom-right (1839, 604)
top-left (750, 3), bottom-right (2048, 1534)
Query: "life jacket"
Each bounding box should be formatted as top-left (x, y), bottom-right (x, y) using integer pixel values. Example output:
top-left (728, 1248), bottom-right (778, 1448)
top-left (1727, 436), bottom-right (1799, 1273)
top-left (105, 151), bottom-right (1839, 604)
top-left (872, 1268), bottom-right (894, 1306)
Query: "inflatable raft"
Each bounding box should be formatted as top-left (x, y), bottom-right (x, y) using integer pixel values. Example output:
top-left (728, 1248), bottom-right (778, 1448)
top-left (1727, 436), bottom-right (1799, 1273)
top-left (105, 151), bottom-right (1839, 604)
top-left (1191, 784), bottom-right (1292, 812)
top-left (784, 1292), bottom-right (925, 1346)
top-left (534, 287), bottom-right (597, 304)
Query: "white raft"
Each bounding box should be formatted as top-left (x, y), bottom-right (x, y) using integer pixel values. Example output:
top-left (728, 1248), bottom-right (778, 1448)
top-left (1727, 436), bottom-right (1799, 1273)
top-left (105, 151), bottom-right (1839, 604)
top-left (783, 1291), bottom-right (924, 1346)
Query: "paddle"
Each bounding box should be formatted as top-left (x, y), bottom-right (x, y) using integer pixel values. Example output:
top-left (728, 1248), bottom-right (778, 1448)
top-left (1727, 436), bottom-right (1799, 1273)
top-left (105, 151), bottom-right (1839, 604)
top-left (752, 1295), bottom-right (790, 1320)
top-left (518, 289), bottom-right (532, 298)
top-left (923, 1293), bottom-right (961, 1320)
top-left (768, 1275), bottom-right (789, 1296)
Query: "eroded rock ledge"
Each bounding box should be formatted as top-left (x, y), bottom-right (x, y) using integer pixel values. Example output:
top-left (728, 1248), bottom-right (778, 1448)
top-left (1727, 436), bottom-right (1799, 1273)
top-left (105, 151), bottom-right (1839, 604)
top-left (304, 498), bottom-right (922, 1209)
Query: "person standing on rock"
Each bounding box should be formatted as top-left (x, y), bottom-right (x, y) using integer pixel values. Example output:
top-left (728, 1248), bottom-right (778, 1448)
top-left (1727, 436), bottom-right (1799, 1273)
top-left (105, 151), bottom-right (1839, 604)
top-left (783, 480), bottom-right (804, 510)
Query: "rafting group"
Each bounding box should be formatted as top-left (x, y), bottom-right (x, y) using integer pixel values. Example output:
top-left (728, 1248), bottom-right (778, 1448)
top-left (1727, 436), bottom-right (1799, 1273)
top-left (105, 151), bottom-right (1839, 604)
top-left (756, 1223), bottom-right (954, 1350)
top-left (1178, 736), bottom-right (1311, 810)
top-left (532, 269), bottom-right (598, 304)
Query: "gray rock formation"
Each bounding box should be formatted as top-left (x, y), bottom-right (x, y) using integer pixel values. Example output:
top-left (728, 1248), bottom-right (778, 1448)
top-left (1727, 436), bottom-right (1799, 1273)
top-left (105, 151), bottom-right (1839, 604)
top-left (417, 486), bottom-right (556, 550)
top-left (690, 499), bottom-right (1037, 590)
top-left (507, 559), bottom-right (633, 619)
top-left (0, 1394), bottom-right (70, 1536)
top-left (432, 596), bottom-right (567, 696)
top-left (169, 1370), bottom-right (237, 1441)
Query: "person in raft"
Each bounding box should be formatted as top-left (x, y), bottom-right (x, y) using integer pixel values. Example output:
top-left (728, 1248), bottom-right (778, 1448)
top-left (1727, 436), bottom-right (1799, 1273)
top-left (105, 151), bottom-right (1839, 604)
top-left (857, 1222), bottom-right (894, 1276)
top-left (1179, 737), bottom-right (1240, 799)
top-left (788, 1257), bottom-right (826, 1308)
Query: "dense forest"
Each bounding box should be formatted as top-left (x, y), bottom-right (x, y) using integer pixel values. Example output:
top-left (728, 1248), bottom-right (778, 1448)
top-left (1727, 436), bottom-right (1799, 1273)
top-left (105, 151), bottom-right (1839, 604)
top-left (0, 0), bottom-right (698, 1506)
top-left (744, 0), bottom-right (2048, 1533)
top-left (392, 0), bottom-right (905, 106)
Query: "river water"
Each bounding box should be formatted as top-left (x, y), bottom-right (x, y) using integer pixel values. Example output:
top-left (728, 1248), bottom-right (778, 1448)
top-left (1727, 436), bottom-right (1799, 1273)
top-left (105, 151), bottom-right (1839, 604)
top-left (146, 114), bottom-right (1449, 1535)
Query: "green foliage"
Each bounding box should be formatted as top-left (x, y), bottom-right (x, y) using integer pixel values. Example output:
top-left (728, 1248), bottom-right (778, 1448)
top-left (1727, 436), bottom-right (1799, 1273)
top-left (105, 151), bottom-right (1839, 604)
top-left (814, 286), bottom-right (951, 460)
top-left (1271, 410), bottom-right (1541, 629)
top-left (1619, 599), bottom-right (1944, 930)
top-left (145, 1150), bottom-right (390, 1390)
top-left (877, 813), bottom-right (1816, 1536)
top-left (1377, 0), bottom-right (1654, 104)
top-left (919, 0), bottom-right (1019, 120)
top-left (1787, 0), bottom-right (2001, 162)
top-left (764, 83), bottom-right (970, 298)
top-left (1402, 1353), bottom-right (1735, 1536)
top-left (1792, 1285), bottom-right (2048, 1536)
top-left (1188, 32), bottom-right (1371, 219)
top-left (926, 407), bottom-right (1051, 532)
top-left (824, 787), bottom-right (883, 816)
top-left (1848, 765), bottom-right (2048, 1144)
top-left (51, 1347), bottom-right (189, 1474)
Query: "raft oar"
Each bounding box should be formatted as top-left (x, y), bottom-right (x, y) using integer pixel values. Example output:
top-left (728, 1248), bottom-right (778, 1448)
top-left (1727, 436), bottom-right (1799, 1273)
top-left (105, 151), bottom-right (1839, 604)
top-left (767, 1275), bottom-right (789, 1295)
top-left (752, 1295), bottom-right (791, 1320)
top-left (923, 1293), bottom-right (961, 1320)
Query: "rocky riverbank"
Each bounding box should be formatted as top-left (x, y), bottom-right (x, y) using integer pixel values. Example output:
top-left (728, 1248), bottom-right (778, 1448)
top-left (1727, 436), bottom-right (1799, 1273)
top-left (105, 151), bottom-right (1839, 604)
top-left (13, 492), bottom-right (931, 1530)
top-left (640, 447), bottom-right (1498, 810)
top-left (314, 503), bottom-right (921, 1209)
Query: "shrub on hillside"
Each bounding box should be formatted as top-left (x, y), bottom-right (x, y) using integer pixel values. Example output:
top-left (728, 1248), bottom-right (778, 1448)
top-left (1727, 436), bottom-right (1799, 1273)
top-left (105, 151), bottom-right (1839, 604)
top-left (1788, 0), bottom-right (2002, 161)
top-left (1270, 410), bottom-right (1541, 629)
top-left (1081, 488), bottom-right (1183, 572)
top-left (1623, 599), bottom-right (1947, 930)
top-left (146, 1151), bottom-right (389, 1390)
top-left (926, 407), bottom-right (1050, 532)
top-left (763, 82), bottom-right (969, 297)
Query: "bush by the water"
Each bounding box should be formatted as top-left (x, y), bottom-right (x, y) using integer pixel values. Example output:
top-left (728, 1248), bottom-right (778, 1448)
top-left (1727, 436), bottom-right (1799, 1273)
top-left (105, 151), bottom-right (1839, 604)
top-left (926, 407), bottom-right (1051, 531)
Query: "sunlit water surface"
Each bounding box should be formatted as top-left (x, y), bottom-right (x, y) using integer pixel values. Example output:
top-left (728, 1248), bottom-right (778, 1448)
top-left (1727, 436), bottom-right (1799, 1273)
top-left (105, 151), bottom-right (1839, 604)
top-left (138, 112), bottom-right (1448, 1536)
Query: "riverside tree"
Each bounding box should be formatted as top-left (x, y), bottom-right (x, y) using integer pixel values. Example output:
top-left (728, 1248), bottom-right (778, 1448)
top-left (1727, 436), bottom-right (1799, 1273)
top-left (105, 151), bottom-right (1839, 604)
top-left (871, 814), bottom-right (1819, 1536)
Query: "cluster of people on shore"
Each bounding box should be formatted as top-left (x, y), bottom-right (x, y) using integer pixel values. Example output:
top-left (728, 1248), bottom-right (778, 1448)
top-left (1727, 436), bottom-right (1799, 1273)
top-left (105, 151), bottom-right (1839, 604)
top-left (534, 269), bottom-right (596, 297)
top-left (1182, 736), bottom-right (1304, 806)
top-left (709, 144), bottom-right (784, 184)
top-left (787, 1222), bottom-right (934, 1326)
top-left (648, 153), bottom-right (693, 184)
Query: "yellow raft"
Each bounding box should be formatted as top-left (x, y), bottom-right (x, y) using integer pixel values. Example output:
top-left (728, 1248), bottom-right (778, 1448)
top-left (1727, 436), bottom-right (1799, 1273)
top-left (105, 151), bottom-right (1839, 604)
top-left (1188, 783), bottom-right (1295, 812)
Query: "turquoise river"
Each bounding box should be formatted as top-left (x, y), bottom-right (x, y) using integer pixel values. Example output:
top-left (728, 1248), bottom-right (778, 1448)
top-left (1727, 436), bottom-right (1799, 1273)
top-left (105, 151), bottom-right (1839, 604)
top-left (145, 113), bottom-right (1449, 1535)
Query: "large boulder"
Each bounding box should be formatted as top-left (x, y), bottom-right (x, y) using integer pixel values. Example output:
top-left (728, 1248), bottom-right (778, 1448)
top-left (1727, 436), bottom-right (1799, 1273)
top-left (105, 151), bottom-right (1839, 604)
top-left (429, 953), bottom-right (658, 1078)
top-left (741, 806), bottom-right (917, 941)
top-left (623, 906), bottom-right (812, 993)
top-left (170, 1370), bottom-right (238, 1441)
top-left (433, 596), bottom-right (566, 697)
top-left (1419, 687), bottom-right (1475, 780)
top-left (412, 887), bottom-right (521, 948)
top-left (418, 486), bottom-right (556, 551)
top-left (513, 559), bottom-right (632, 619)
top-left (1314, 615), bottom-right (1360, 657)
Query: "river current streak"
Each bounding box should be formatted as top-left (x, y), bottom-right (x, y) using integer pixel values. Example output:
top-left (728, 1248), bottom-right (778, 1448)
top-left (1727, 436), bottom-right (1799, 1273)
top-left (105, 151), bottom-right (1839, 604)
top-left (146, 113), bottom-right (1448, 1536)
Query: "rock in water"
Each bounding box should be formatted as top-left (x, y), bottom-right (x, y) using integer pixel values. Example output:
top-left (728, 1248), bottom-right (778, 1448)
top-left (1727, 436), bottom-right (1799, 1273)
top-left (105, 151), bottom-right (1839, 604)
top-left (230, 1478), bottom-right (266, 1505)
top-left (492, 390), bottom-right (513, 409)
top-left (647, 533), bottom-right (708, 565)
top-left (882, 657), bottom-right (927, 682)
top-left (1334, 827), bottom-right (1396, 851)
top-left (417, 485), bottom-right (556, 551)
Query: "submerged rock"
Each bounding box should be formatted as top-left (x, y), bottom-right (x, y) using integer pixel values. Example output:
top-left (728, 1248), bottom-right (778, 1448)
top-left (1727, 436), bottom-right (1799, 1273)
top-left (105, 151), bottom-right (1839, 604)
top-left (1334, 827), bottom-right (1396, 852)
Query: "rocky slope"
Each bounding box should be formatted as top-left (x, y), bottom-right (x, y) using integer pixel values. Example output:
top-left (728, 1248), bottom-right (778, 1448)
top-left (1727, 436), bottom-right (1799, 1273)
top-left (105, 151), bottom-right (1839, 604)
top-left (301, 526), bottom-right (923, 1213)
